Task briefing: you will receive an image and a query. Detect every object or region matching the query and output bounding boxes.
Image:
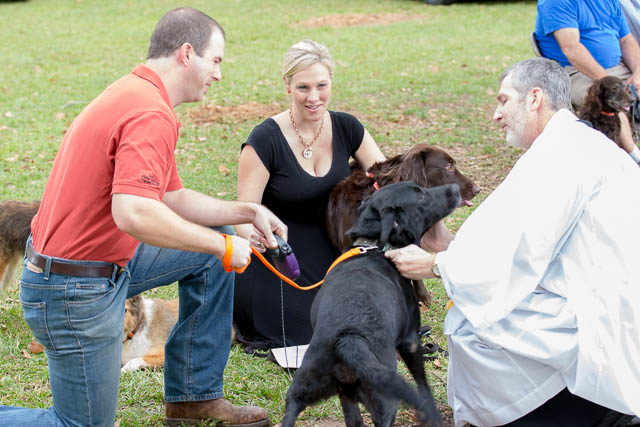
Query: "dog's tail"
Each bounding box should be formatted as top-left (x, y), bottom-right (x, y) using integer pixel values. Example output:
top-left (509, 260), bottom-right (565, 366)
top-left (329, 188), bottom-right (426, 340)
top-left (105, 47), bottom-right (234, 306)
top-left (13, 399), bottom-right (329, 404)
top-left (334, 334), bottom-right (443, 426)
top-left (0, 200), bottom-right (39, 292)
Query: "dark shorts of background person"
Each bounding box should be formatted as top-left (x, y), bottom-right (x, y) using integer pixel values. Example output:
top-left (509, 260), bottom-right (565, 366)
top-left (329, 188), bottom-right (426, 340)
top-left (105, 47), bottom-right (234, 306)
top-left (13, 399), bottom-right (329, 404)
top-left (471, 388), bottom-right (634, 427)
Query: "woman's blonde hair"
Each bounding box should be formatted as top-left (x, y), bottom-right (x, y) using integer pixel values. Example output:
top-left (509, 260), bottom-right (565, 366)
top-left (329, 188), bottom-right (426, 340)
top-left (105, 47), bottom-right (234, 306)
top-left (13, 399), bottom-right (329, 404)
top-left (282, 39), bottom-right (335, 85)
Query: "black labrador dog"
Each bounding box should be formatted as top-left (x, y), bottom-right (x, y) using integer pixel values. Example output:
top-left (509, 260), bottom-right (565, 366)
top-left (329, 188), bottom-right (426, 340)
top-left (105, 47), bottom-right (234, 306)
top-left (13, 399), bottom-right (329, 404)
top-left (281, 181), bottom-right (461, 427)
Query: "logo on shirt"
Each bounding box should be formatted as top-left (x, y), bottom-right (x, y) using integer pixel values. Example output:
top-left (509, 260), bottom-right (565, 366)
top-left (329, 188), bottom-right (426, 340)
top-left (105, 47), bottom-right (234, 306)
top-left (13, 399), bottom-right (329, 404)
top-left (140, 174), bottom-right (160, 187)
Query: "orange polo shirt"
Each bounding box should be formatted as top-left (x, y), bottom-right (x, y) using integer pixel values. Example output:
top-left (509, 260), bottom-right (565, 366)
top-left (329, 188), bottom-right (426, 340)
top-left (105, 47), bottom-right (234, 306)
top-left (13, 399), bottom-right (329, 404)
top-left (31, 64), bottom-right (183, 265)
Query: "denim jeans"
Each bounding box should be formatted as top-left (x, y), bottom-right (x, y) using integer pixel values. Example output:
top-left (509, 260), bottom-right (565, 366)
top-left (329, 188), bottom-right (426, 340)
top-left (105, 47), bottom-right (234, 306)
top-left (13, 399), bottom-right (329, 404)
top-left (0, 228), bottom-right (234, 427)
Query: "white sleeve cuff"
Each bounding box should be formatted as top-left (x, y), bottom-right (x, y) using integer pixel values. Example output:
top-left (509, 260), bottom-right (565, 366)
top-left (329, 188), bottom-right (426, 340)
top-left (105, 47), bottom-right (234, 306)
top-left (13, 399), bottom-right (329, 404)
top-left (629, 146), bottom-right (640, 164)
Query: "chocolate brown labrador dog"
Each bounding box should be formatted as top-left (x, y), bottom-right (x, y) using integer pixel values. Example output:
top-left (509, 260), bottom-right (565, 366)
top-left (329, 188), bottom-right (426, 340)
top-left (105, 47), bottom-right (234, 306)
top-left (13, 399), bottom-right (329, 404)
top-left (282, 181), bottom-right (460, 427)
top-left (327, 143), bottom-right (479, 252)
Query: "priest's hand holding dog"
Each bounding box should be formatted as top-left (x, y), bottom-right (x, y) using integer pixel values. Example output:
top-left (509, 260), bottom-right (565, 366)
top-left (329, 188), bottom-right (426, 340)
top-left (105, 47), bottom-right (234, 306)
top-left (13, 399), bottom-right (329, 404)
top-left (386, 219), bottom-right (452, 280)
top-left (385, 244), bottom-right (437, 280)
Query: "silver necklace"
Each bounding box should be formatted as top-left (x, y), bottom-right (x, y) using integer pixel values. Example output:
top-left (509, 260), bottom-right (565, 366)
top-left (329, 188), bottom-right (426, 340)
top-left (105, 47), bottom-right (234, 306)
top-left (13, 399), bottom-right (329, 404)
top-left (289, 106), bottom-right (325, 159)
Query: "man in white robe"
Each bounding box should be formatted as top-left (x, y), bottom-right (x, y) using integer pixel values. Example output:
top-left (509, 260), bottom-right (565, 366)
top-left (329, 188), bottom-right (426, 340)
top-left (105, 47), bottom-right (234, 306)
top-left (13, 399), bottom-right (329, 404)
top-left (386, 58), bottom-right (640, 426)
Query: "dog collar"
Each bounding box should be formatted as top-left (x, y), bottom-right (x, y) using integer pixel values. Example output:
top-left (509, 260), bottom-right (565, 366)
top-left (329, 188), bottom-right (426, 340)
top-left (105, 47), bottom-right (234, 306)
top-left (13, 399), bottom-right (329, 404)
top-left (122, 309), bottom-right (145, 343)
top-left (600, 110), bottom-right (616, 117)
top-left (352, 237), bottom-right (396, 252)
top-left (366, 171), bottom-right (380, 190)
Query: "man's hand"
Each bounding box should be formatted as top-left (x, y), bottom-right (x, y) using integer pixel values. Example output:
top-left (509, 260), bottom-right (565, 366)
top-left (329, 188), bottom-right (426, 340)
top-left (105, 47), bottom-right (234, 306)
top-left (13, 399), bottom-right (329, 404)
top-left (228, 234), bottom-right (252, 269)
top-left (621, 33), bottom-right (640, 91)
top-left (385, 244), bottom-right (436, 280)
top-left (627, 73), bottom-right (640, 95)
top-left (251, 205), bottom-right (287, 250)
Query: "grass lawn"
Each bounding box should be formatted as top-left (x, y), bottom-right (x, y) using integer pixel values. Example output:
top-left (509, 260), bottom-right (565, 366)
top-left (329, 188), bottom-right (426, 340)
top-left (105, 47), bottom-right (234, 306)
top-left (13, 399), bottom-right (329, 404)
top-left (0, 0), bottom-right (537, 425)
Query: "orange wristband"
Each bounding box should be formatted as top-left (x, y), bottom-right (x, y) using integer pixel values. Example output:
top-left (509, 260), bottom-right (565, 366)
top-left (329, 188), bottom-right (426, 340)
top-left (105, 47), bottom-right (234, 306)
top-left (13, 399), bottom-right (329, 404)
top-left (220, 234), bottom-right (251, 274)
top-left (221, 234), bottom-right (233, 272)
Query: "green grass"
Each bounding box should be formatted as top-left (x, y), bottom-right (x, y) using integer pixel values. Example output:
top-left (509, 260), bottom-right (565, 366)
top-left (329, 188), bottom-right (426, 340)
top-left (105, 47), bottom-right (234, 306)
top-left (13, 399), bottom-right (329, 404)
top-left (0, 0), bottom-right (536, 425)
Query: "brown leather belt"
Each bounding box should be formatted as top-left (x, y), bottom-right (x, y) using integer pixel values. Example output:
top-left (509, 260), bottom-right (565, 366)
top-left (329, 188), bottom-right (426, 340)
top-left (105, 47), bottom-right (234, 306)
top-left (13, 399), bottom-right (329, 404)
top-left (26, 244), bottom-right (117, 278)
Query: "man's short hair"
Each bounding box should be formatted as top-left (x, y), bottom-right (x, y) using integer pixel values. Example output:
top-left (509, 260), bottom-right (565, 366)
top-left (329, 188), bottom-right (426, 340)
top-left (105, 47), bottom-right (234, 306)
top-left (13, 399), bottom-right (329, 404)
top-left (147, 7), bottom-right (225, 60)
top-left (501, 58), bottom-right (571, 111)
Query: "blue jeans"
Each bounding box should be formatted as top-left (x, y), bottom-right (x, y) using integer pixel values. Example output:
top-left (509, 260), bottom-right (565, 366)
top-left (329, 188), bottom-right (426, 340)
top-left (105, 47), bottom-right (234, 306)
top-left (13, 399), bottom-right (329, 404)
top-left (0, 229), bottom-right (234, 427)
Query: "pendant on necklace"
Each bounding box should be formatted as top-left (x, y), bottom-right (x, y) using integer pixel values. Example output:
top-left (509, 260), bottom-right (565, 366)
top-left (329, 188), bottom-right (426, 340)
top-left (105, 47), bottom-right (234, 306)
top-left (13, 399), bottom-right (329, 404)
top-left (302, 147), bottom-right (313, 159)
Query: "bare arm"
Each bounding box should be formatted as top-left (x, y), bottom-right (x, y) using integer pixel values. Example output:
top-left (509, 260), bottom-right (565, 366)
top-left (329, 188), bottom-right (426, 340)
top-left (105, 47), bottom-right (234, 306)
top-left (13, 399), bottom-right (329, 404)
top-left (420, 220), bottom-right (454, 253)
top-left (235, 145), bottom-right (279, 249)
top-left (111, 193), bottom-right (229, 259)
top-left (620, 33), bottom-right (640, 90)
top-left (162, 187), bottom-right (262, 228)
top-left (553, 28), bottom-right (608, 80)
top-left (162, 189), bottom-right (286, 248)
top-left (353, 128), bottom-right (386, 170)
top-left (112, 186), bottom-right (286, 267)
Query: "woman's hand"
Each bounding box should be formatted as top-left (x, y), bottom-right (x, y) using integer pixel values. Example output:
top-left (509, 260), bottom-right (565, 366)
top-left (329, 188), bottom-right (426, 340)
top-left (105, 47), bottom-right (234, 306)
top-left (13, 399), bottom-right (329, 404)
top-left (235, 224), bottom-right (268, 253)
top-left (251, 205), bottom-right (287, 251)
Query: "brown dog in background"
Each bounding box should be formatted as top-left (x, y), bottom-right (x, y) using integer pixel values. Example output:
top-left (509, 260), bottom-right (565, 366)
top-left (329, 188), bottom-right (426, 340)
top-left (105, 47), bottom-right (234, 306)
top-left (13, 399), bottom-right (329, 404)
top-left (0, 200), bottom-right (40, 292)
top-left (0, 201), bottom-right (180, 372)
top-left (121, 294), bottom-right (179, 372)
top-left (578, 76), bottom-right (634, 147)
top-left (326, 144), bottom-right (480, 252)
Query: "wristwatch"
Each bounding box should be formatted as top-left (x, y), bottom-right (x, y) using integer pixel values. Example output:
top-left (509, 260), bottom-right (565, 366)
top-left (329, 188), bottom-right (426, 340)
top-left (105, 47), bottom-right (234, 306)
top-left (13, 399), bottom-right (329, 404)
top-left (431, 260), bottom-right (441, 279)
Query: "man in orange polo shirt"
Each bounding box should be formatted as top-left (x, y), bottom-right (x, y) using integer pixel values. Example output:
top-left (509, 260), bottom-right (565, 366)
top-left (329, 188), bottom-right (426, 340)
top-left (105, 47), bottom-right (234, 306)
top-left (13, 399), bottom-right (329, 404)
top-left (0, 7), bottom-right (282, 427)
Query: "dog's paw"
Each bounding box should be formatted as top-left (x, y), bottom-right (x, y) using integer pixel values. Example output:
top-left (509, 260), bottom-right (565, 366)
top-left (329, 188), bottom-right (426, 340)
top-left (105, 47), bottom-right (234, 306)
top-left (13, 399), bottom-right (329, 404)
top-left (121, 358), bottom-right (148, 372)
top-left (413, 281), bottom-right (432, 309)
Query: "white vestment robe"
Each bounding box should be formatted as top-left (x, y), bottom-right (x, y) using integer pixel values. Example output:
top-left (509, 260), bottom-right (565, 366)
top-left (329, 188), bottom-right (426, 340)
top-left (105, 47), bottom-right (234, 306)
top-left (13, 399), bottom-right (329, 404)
top-left (437, 109), bottom-right (640, 426)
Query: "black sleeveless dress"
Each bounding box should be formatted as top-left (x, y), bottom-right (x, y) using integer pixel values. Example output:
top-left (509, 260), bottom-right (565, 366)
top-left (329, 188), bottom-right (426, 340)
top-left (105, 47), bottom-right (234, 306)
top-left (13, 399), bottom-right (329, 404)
top-left (233, 111), bottom-right (364, 348)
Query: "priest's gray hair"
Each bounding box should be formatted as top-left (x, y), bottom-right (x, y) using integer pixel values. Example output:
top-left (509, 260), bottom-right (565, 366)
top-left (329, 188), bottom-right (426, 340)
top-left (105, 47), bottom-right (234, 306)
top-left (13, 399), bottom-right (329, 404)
top-left (500, 58), bottom-right (571, 111)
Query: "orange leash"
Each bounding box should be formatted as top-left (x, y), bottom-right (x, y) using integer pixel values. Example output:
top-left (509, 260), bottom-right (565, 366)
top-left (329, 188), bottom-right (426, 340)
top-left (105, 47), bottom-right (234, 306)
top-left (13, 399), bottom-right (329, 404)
top-left (250, 246), bottom-right (378, 291)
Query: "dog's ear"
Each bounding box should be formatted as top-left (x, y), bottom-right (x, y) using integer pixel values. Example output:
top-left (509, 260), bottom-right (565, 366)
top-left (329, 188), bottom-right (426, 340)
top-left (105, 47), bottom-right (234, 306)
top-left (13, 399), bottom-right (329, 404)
top-left (381, 210), bottom-right (422, 248)
top-left (347, 187), bottom-right (400, 243)
top-left (378, 208), bottom-right (397, 248)
top-left (399, 148), bottom-right (430, 186)
top-left (585, 80), bottom-right (604, 114)
top-left (126, 295), bottom-right (142, 316)
top-left (346, 201), bottom-right (381, 242)
top-left (128, 294), bottom-right (142, 304)
top-left (347, 203), bottom-right (411, 248)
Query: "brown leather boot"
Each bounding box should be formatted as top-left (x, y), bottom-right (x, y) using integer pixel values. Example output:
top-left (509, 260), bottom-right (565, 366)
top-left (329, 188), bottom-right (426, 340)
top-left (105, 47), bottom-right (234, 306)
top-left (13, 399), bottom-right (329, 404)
top-left (165, 398), bottom-right (270, 426)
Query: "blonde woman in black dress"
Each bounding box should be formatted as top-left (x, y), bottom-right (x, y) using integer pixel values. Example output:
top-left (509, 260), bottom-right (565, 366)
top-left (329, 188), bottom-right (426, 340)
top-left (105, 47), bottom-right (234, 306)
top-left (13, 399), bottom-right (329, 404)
top-left (234, 40), bottom-right (385, 349)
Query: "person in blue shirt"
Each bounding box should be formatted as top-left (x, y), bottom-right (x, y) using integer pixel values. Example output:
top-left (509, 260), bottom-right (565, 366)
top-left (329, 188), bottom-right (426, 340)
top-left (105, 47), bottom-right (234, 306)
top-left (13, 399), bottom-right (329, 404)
top-left (535, 0), bottom-right (640, 162)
